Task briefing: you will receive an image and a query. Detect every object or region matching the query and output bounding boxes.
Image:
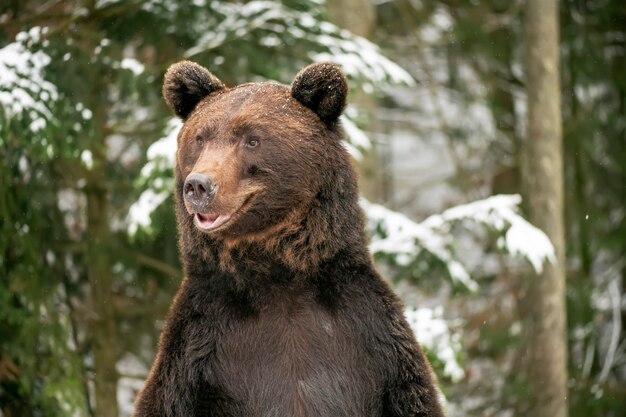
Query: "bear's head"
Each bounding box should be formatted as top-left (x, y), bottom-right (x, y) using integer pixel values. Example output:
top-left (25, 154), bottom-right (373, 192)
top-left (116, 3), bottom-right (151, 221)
top-left (163, 61), bottom-right (364, 270)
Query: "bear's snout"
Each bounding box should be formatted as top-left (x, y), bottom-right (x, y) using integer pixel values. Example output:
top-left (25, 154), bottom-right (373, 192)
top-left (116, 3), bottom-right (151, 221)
top-left (184, 172), bottom-right (216, 212)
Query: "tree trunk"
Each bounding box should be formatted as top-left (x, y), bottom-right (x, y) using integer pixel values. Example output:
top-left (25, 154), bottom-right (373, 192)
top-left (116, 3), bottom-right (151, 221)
top-left (522, 1), bottom-right (568, 417)
top-left (327, 0), bottom-right (387, 203)
top-left (326, 0), bottom-right (375, 38)
top-left (85, 47), bottom-right (119, 417)
top-left (86, 169), bottom-right (119, 417)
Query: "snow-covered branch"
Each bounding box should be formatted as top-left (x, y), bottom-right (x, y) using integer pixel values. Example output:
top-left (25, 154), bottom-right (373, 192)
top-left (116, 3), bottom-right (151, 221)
top-left (405, 306), bottom-right (464, 382)
top-left (185, 0), bottom-right (413, 87)
top-left (0, 27), bottom-right (58, 132)
top-left (362, 194), bottom-right (556, 289)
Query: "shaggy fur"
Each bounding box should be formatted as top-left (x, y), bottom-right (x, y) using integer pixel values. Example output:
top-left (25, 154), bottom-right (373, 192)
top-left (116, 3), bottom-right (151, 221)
top-left (133, 61), bottom-right (445, 417)
top-left (163, 61), bottom-right (226, 119)
top-left (291, 63), bottom-right (348, 126)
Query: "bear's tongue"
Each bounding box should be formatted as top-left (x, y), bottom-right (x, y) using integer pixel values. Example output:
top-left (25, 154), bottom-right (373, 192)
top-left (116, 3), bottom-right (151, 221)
top-left (195, 213), bottom-right (231, 231)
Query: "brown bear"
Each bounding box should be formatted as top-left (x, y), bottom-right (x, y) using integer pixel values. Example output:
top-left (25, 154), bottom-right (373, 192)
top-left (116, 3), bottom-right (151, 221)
top-left (132, 61), bottom-right (445, 417)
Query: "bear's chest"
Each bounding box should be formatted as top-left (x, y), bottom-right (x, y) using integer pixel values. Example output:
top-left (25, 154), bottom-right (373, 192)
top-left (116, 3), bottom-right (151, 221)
top-left (213, 296), bottom-right (384, 417)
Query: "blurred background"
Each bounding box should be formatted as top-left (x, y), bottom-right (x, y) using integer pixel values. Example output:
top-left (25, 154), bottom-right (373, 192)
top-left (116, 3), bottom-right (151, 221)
top-left (0, 0), bottom-right (624, 416)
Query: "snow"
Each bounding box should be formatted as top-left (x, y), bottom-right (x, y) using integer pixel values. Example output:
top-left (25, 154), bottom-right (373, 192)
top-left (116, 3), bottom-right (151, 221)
top-left (120, 58), bottom-right (145, 75)
top-left (0, 27), bottom-right (58, 131)
top-left (81, 150), bottom-right (94, 169)
top-left (362, 194), bottom-right (556, 287)
top-left (29, 118), bottom-right (46, 131)
top-left (128, 119), bottom-right (180, 235)
top-left (96, 0), bottom-right (123, 9)
top-left (420, 194), bottom-right (556, 273)
top-left (18, 156), bottom-right (29, 174)
top-left (362, 198), bottom-right (478, 290)
top-left (420, 7), bottom-right (453, 43)
top-left (312, 46), bottom-right (414, 86)
top-left (117, 354), bottom-right (149, 417)
top-left (309, 27), bottom-right (414, 85)
top-left (405, 306), bottom-right (465, 382)
top-left (142, 0), bottom-right (180, 14)
top-left (140, 118), bottom-right (180, 178)
top-left (185, 0), bottom-right (413, 87)
top-left (127, 189), bottom-right (170, 236)
top-left (340, 112), bottom-right (371, 160)
top-left (502, 217), bottom-right (556, 274)
top-left (76, 102), bottom-right (93, 120)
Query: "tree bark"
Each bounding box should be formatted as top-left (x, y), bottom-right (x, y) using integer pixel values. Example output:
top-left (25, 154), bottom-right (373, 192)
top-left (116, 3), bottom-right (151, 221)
top-left (86, 169), bottom-right (119, 417)
top-left (326, 0), bottom-right (375, 38)
top-left (85, 38), bottom-right (119, 416)
top-left (327, 0), bottom-right (387, 203)
top-left (522, 1), bottom-right (568, 417)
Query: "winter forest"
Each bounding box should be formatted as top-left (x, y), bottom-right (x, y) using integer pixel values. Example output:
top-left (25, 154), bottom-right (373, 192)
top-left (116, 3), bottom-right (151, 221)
top-left (0, 0), bottom-right (624, 416)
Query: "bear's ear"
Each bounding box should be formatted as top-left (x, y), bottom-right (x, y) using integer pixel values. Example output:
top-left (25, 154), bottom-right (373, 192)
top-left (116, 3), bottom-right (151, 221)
top-left (163, 61), bottom-right (225, 119)
top-left (291, 62), bottom-right (348, 126)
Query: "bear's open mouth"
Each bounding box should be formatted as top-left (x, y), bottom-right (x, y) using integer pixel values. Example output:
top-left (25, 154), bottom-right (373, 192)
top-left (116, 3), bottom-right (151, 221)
top-left (194, 213), bottom-right (231, 231)
top-left (191, 192), bottom-right (257, 233)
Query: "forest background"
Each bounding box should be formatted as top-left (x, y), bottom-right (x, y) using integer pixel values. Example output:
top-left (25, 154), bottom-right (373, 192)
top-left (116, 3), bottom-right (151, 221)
top-left (0, 1), bottom-right (624, 417)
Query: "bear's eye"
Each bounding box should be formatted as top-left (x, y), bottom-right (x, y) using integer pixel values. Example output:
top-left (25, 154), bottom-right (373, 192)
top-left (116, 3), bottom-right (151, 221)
top-left (245, 138), bottom-right (260, 148)
top-left (195, 134), bottom-right (204, 144)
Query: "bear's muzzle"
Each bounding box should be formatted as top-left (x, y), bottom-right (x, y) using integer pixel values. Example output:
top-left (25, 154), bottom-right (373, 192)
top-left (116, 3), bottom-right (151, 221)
top-left (183, 172), bottom-right (216, 213)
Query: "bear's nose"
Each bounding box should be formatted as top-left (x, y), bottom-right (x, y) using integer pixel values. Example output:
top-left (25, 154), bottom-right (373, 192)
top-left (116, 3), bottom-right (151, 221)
top-left (183, 173), bottom-right (216, 210)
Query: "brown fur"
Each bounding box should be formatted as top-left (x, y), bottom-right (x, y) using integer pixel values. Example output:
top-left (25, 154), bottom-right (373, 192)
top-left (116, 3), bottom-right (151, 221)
top-left (132, 62), bottom-right (446, 417)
